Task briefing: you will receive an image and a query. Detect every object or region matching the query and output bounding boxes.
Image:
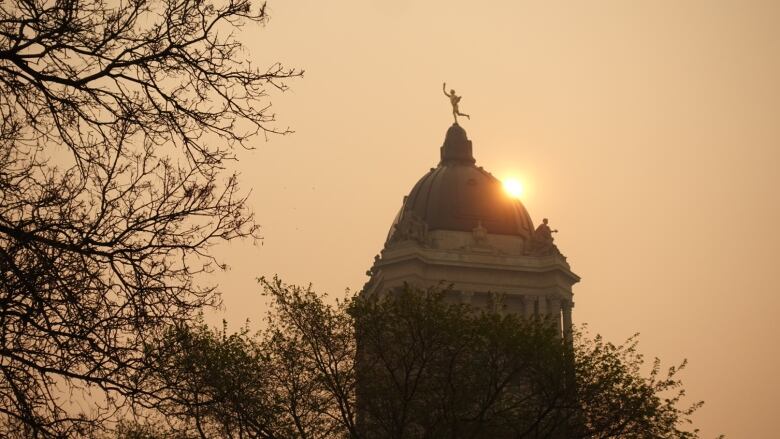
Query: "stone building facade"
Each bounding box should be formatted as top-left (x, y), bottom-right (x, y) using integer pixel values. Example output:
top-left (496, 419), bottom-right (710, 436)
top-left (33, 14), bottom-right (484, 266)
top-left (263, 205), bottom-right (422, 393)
top-left (363, 123), bottom-right (579, 338)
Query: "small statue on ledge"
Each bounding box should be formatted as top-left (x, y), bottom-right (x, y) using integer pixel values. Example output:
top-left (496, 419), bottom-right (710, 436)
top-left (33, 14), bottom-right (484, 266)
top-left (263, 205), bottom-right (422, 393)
top-left (472, 220), bottom-right (488, 245)
top-left (389, 212), bottom-right (429, 246)
top-left (443, 82), bottom-right (471, 124)
top-left (528, 218), bottom-right (560, 256)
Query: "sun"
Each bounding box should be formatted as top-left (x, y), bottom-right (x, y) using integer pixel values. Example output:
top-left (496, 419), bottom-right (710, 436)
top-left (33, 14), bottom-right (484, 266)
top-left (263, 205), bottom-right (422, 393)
top-left (503, 178), bottom-right (524, 199)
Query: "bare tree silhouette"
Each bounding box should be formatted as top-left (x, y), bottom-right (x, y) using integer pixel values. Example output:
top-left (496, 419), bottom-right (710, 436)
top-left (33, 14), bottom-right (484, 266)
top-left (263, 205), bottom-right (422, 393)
top-left (0, 0), bottom-right (300, 435)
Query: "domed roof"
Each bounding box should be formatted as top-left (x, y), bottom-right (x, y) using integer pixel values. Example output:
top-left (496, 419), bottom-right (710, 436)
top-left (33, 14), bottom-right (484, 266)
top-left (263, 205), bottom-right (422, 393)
top-left (387, 124), bottom-right (534, 242)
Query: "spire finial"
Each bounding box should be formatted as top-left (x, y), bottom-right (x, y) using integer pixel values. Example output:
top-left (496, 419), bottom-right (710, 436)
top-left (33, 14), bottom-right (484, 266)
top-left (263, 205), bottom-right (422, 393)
top-left (440, 123), bottom-right (475, 165)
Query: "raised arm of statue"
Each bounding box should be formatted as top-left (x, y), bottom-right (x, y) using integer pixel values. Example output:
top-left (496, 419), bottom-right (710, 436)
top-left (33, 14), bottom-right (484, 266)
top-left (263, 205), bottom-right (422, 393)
top-left (442, 82), bottom-right (449, 96)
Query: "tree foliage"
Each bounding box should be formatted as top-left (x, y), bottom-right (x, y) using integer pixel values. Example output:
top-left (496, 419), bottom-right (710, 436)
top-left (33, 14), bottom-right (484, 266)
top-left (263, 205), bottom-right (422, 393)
top-left (148, 320), bottom-right (278, 438)
top-left (0, 0), bottom-right (300, 435)
top-left (138, 280), bottom-right (707, 439)
top-left (144, 278), bottom-right (358, 438)
top-left (353, 287), bottom-right (574, 438)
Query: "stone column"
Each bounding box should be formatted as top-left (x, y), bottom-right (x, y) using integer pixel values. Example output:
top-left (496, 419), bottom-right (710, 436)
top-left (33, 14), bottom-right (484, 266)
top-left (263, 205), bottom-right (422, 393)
top-left (538, 295), bottom-right (548, 318)
top-left (548, 297), bottom-right (563, 337)
top-left (562, 299), bottom-right (574, 345)
top-left (523, 295), bottom-right (536, 319)
top-left (488, 291), bottom-right (501, 313)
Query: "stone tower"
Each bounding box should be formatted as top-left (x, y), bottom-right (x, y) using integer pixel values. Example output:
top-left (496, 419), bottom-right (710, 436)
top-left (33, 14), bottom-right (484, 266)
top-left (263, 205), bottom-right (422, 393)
top-left (363, 123), bottom-right (579, 338)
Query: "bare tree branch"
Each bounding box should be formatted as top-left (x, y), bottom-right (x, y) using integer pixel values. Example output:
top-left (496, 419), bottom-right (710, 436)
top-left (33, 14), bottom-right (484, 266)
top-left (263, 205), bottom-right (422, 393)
top-left (0, 0), bottom-right (300, 435)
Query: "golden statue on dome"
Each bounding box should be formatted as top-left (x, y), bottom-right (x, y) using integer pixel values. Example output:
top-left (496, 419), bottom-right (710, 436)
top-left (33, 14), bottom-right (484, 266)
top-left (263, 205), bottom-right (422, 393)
top-left (442, 82), bottom-right (470, 123)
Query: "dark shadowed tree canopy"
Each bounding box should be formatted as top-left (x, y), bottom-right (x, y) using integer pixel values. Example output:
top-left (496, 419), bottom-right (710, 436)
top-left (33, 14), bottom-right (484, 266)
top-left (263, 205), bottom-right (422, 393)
top-left (0, 0), bottom-right (300, 435)
top-left (135, 280), bottom-right (709, 439)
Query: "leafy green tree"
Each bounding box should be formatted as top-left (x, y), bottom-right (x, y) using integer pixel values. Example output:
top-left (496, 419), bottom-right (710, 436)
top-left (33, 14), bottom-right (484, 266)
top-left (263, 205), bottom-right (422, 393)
top-left (141, 280), bottom-right (708, 439)
top-left (0, 0), bottom-right (299, 435)
top-left (353, 287), bottom-right (574, 438)
top-left (147, 321), bottom-right (281, 438)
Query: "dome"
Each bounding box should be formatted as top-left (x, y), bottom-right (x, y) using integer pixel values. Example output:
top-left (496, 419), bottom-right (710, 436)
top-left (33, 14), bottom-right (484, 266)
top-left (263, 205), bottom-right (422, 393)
top-left (387, 124), bottom-right (534, 242)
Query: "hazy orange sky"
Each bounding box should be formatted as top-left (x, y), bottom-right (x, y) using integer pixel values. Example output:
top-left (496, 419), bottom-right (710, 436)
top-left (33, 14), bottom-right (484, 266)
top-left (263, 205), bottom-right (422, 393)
top-left (206, 1), bottom-right (780, 437)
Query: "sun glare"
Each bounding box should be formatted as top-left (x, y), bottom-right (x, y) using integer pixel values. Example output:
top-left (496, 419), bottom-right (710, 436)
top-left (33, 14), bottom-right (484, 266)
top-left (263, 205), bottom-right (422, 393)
top-left (503, 178), bottom-right (524, 199)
